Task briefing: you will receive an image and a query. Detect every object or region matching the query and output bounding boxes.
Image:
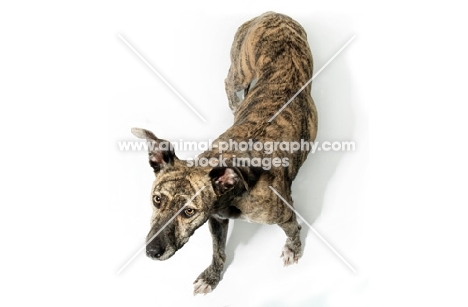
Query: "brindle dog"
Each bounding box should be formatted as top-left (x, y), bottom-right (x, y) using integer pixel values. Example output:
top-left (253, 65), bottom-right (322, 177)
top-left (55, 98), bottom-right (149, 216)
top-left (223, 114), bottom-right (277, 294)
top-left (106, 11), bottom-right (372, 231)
top-left (131, 12), bottom-right (317, 295)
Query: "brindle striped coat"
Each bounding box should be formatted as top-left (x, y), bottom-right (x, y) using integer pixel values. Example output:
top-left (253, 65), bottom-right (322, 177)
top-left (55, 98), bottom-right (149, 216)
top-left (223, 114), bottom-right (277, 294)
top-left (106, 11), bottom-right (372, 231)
top-left (132, 12), bottom-right (317, 295)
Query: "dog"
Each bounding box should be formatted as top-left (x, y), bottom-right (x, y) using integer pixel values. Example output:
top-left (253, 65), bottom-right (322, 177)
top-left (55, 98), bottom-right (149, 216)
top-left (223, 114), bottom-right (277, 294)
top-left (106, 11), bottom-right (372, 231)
top-left (131, 12), bottom-right (317, 295)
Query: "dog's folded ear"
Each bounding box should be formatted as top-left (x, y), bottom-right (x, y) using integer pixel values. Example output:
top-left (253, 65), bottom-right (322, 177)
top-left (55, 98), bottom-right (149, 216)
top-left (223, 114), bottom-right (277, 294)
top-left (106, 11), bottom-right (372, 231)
top-left (209, 167), bottom-right (248, 195)
top-left (131, 128), bottom-right (176, 173)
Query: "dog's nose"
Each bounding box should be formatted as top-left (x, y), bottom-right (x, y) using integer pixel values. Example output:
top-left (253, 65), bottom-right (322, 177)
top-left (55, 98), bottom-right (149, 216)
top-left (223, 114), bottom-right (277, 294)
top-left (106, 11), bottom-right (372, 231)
top-left (146, 245), bottom-right (165, 259)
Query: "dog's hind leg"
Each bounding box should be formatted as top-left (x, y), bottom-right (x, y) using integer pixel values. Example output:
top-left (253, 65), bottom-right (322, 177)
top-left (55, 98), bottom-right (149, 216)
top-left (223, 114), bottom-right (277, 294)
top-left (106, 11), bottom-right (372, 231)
top-left (225, 18), bottom-right (256, 113)
top-left (193, 217), bottom-right (229, 295)
top-left (278, 212), bottom-right (303, 266)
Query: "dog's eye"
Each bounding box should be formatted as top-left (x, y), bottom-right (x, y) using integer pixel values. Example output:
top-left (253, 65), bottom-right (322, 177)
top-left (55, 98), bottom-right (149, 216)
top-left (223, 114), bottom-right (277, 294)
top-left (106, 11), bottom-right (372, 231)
top-left (184, 208), bottom-right (196, 217)
top-left (153, 195), bottom-right (161, 208)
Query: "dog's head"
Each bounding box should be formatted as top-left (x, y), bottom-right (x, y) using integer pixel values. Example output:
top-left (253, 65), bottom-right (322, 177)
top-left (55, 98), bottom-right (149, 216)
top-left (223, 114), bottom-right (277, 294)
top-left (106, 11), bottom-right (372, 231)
top-left (131, 128), bottom-right (246, 261)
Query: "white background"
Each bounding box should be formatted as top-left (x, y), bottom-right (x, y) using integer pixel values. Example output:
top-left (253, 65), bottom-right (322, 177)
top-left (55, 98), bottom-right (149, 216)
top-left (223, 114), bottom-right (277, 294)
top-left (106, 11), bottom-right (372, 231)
top-left (1, 1), bottom-right (467, 306)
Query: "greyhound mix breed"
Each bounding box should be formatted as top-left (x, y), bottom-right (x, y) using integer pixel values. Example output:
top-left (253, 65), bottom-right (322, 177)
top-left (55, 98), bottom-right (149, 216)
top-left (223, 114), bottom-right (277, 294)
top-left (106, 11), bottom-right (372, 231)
top-left (131, 12), bottom-right (317, 295)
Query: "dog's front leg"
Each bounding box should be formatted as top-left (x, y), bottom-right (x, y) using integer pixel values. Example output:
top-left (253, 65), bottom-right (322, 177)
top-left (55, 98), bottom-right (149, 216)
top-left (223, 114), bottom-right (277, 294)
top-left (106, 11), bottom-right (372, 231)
top-left (193, 216), bottom-right (229, 295)
top-left (278, 213), bottom-right (303, 266)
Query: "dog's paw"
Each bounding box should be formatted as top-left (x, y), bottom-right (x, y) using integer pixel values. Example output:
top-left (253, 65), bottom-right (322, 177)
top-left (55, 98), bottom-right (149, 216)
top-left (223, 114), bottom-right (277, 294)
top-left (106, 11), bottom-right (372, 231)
top-left (280, 246), bottom-right (299, 266)
top-left (193, 279), bottom-right (212, 296)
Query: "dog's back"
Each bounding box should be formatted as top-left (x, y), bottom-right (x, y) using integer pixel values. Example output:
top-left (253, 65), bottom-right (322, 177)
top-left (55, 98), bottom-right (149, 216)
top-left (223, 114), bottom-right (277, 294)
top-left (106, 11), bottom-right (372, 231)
top-left (206, 12), bottom-right (317, 182)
